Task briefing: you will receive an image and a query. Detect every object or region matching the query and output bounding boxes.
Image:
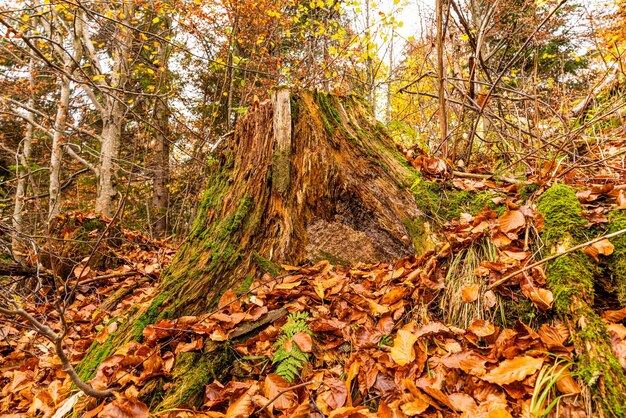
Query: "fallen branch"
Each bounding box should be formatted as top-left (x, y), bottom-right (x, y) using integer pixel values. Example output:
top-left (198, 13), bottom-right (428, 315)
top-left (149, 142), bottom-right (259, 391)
top-left (488, 227), bottom-right (626, 290)
top-left (228, 308), bottom-right (288, 340)
top-left (0, 303), bottom-right (114, 398)
top-left (452, 170), bottom-right (522, 184)
top-left (77, 270), bottom-right (140, 286)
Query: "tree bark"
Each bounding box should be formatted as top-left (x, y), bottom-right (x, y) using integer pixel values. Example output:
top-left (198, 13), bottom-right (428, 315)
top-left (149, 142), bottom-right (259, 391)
top-left (81, 89), bottom-right (426, 409)
top-left (436, 0), bottom-right (448, 156)
top-left (12, 65), bottom-right (35, 260)
top-left (152, 97), bottom-right (170, 237)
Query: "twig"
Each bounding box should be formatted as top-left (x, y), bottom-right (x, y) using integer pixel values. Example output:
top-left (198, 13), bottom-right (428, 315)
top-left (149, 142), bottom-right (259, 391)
top-left (488, 227), bottom-right (626, 290)
top-left (255, 381), bottom-right (315, 414)
top-left (452, 170), bottom-right (522, 184)
top-left (77, 270), bottom-right (140, 286)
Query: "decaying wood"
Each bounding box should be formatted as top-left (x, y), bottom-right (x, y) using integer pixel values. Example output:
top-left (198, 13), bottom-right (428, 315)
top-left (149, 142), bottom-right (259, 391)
top-left (87, 88), bottom-right (427, 410)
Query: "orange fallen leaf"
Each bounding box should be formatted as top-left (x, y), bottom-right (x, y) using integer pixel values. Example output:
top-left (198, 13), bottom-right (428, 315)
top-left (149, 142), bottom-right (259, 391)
top-left (498, 210), bottom-right (525, 233)
top-left (468, 319), bottom-right (495, 337)
top-left (400, 398), bottom-right (429, 416)
top-left (292, 332), bottom-right (312, 352)
top-left (603, 306), bottom-right (626, 323)
top-left (390, 329), bottom-right (417, 366)
top-left (461, 284), bottom-right (480, 303)
top-left (483, 356), bottom-right (544, 385)
top-left (584, 238), bottom-right (614, 262)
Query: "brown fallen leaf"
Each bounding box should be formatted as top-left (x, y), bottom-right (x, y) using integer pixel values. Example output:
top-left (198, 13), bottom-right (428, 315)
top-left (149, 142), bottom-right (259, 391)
top-left (584, 238), bottom-right (615, 262)
top-left (468, 319), bottom-right (495, 337)
top-left (263, 374), bottom-right (297, 411)
top-left (292, 332), bottom-right (313, 352)
top-left (482, 356), bottom-right (544, 385)
top-left (98, 398), bottom-right (150, 418)
top-left (498, 210), bottom-right (525, 233)
top-left (400, 398), bottom-right (429, 416)
top-left (323, 377), bottom-right (348, 410)
top-left (225, 384), bottom-right (258, 418)
top-left (603, 306), bottom-right (626, 323)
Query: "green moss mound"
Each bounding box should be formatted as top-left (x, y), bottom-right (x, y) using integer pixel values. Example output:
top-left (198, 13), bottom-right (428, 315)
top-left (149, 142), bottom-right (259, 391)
top-left (607, 210), bottom-right (626, 306)
top-left (411, 176), bottom-right (505, 222)
top-left (538, 184), bottom-right (626, 417)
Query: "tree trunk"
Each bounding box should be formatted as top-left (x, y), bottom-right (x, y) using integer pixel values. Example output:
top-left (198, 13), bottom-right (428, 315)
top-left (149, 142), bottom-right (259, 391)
top-left (152, 97), bottom-right (170, 237)
top-left (436, 0), bottom-right (448, 156)
top-left (95, 117), bottom-right (121, 218)
top-left (12, 68), bottom-right (34, 260)
top-left (80, 89), bottom-right (426, 409)
top-left (48, 75), bottom-right (71, 221)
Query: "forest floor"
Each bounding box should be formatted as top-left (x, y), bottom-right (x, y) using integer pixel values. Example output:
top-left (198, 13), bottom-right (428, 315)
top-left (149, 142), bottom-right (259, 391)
top-left (3, 138), bottom-right (626, 417)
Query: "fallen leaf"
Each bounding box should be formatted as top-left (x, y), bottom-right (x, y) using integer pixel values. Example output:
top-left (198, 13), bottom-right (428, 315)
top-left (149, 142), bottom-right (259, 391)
top-left (292, 332), bottom-right (313, 352)
top-left (603, 306), bottom-right (626, 323)
top-left (461, 284), bottom-right (480, 303)
top-left (468, 319), bottom-right (495, 337)
top-left (225, 384), bottom-right (258, 418)
top-left (584, 238), bottom-right (615, 262)
top-left (263, 374), bottom-right (297, 411)
top-left (498, 210), bottom-right (525, 233)
top-left (483, 356), bottom-right (544, 385)
top-left (400, 399), bottom-right (429, 415)
top-left (98, 398), bottom-right (150, 418)
top-left (390, 329), bottom-right (417, 366)
top-left (323, 377), bottom-right (347, 409)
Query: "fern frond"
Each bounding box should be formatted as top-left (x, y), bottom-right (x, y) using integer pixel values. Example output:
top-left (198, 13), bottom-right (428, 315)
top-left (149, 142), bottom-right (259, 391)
top-left (272, 311), bottom-right (314, 382)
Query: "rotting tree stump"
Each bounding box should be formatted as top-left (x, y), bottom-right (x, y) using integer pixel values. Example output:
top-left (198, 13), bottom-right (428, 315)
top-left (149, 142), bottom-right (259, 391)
top-left (79, 88), bottom-right (427, 409)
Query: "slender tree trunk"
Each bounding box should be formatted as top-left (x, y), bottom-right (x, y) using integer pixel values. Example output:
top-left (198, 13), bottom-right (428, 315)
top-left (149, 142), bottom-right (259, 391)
top-left (386, 29), bottom-right (394, 123)
top-left (12, 77), bottom-right (34, 259)
top-left (96, 117), bottom-right (121, 218)
top-left (152, 98), bottom-right (170, 237)
top-left (48, 75), bottom-right (71, 220)
top-left (365, 0), bottom-right (376, 115)
top-left (94, 5), bottom-right (132, 217)
top-left (436, 0), bottom-right (448, 156)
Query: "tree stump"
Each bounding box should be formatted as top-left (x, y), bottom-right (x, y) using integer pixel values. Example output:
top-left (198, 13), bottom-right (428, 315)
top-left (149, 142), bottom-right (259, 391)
top-left (79, 88), bottom-right (427, 409)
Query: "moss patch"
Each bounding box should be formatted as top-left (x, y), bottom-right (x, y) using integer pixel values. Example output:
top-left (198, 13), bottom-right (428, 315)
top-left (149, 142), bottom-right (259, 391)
top-left (537, 184), bottom-right (626, 416)
top-left (76, 335), bottom-right (115, 381)
top-left (156, 345), bottom-right (233, 411)
top-left (607, 210), bottom-right (626, 306)
top-left (537, 183), bottom-right (587, 244)
top-left (251, 252), bottom-right (282, 276)
top-left (411, 176), bottom-right (505, 221)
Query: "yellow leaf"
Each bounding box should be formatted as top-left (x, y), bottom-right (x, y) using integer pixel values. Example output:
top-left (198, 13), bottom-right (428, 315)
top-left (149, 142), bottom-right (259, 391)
top-left (400, 399), bottom-right (429, 416)
top-left (390, 329), bottom-right (417, 366)
top-left (152, 17), bottom-right (160, 24)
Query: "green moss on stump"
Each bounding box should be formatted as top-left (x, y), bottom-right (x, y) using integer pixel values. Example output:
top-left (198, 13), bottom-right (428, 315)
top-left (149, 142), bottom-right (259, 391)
top-left (156, 345), bottom-right (233, 411)
top-left (251, 252), bottom-right (282, 276)
top-left (536, 183), bottom-right (587, 244)
top-left (76, 335), bottom-right (115, 381)
top-left (537, 184), bottom-right (626, 417)
top-left (607, 210), bottom-right (626, 306)
top-left (411, 176), bottom-right (505, 221)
